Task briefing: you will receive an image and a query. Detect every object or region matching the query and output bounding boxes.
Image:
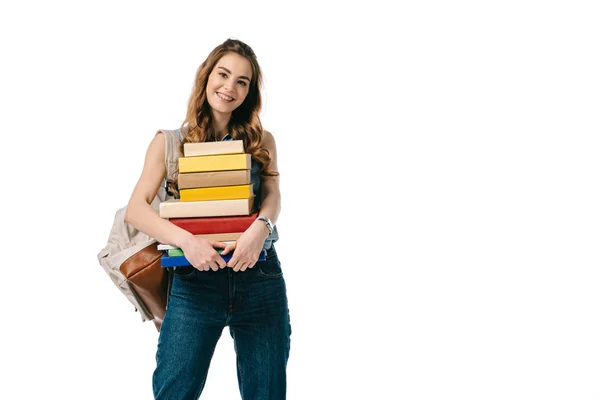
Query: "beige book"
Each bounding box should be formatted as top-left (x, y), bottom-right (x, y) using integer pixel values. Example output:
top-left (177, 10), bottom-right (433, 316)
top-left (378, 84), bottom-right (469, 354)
top-left (193, 233), bottom-right (242, 241)
top-left (159, 197), bottom-right (255, 218)
top-left (184, 140), bottom-right (245, 157)
top-left (178, 170), bottom-right (251, 189)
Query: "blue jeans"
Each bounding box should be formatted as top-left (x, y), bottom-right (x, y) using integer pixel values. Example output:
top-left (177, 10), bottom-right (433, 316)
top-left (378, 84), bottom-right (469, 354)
top-left (152, 246), bottom-right (291, 400)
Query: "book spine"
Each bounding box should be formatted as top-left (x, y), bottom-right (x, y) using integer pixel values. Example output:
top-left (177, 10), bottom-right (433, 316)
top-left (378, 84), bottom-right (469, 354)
top-left (158, 240), bottom-right (236, 251)
top-left (161, 250), bottom-right (266, 267)
top-left (179, 184), bottom-right (253, 202)
top-left (169, 213), bottom-right (257, 234)
top-left (179, 154), bottom-right (251, 173)
top-left (178, 170), bottom-right (251, 189)
top-left (167, 248), bottom-right (223, 257)
top-left (159, 198), bottom-right (254, 218)
top-left (183, 140), bottom-right (244, 157)
top-left (193, 233), bottom-right (242, 241)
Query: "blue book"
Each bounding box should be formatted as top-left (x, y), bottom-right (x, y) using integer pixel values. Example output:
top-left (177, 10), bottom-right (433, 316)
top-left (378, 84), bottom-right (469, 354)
top-left (161, 249), bottom-right (267, 268)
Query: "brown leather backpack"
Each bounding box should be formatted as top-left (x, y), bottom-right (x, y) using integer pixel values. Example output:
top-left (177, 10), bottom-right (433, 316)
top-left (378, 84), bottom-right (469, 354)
top-left (97, 129), bottom-right (182, 331)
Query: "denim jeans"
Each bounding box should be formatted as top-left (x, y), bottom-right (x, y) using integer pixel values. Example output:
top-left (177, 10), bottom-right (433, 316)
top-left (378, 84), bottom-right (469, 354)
top-left (152, 246), bottom-right (291, 400)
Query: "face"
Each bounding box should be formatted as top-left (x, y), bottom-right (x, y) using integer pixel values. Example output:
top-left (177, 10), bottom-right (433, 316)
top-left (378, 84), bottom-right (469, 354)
top-left (206, 52), bottom-right (253, 116)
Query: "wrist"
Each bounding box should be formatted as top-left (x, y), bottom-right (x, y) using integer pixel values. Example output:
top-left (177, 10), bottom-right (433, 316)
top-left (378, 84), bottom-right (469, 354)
top-left (252, 219), bottom-right (271, 239)
top-left (256, 215), bottom-right (273, 236)
top-left (175, 231), bottom-right (195, 249)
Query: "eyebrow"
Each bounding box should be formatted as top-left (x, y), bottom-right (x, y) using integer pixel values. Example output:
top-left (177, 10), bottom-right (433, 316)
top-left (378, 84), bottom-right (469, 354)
top-left (217, 66), bottom-right (251, 82)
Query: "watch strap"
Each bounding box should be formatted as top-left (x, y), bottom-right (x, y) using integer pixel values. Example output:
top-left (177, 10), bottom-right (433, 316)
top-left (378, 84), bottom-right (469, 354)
top-left (257, 216), bottom-right (273, 235)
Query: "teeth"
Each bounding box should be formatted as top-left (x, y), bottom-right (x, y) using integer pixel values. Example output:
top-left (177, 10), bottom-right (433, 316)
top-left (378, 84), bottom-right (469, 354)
top-left (217, 93), bottom-right (233, 101)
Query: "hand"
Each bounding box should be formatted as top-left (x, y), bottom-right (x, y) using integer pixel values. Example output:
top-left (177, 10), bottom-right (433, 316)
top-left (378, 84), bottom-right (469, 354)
top-left (221, 221), bottom-right (269, 272)
top-left (180, 236), bottom-right (228, 272)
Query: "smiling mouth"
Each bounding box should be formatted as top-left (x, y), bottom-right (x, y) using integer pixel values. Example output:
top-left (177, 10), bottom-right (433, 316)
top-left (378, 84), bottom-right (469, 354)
top-left (217, 92), bottom-right (234, 102)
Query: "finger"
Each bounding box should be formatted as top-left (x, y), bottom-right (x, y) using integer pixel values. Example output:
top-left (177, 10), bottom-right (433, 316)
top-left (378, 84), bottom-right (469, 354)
top-left (211, 241), bottom-right (227, 250)
top-left (215, 256), bottom-right (227, 269)
top-left (220, 246), bottom-right (231, 256)
top-left (192, 262), bottom-right (202, 271)
top-left (220, 243), bottom-right (236, 256)
top-left (230, 258), bottom-right (241, 272)
top-left (239, 261), bottom-right (250, 272)
top-left (227, 253), bottom-right (239, 268)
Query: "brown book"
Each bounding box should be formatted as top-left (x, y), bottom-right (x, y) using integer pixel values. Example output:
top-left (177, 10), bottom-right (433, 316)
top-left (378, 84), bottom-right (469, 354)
top-left (183, 140), bottom-right (244, 157)
top-left (193, 232), bottom-right (242, 241)
top-left (178, 170), bottom-right (251, 189)
top-left (159, 197), bottom-right (255, 218)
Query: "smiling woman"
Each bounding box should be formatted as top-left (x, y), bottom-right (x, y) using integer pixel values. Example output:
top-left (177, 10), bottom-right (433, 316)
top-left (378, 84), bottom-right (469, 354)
top-left (123, 38), bottom-right (291, 399)
top-left (177, 40), bottom-right (274, 185)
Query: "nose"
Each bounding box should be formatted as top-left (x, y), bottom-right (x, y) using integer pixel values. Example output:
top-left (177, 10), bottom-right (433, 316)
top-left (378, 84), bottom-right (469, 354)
top-left (223, 78), bottom-right (234, 91)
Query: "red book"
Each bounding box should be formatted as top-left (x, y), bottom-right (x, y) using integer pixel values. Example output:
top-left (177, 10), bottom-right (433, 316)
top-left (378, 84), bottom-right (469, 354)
top-left (169, 213), bottom-right (258, 234)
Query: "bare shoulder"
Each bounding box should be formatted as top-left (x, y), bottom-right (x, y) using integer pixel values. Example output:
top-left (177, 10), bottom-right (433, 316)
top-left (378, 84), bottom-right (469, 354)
top-left (152, 131), bottom-right (166, 150)
top-left (262, 130), bottom-right (276, 149)
top-left (144, 132), bottom-right (166, 163)
top-left (261, 130), bottom-right (279, 174)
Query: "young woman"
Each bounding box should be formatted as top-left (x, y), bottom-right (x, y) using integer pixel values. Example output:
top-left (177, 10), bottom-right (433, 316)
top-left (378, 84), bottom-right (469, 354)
top-left (125, 38), bottom-right (291, 400)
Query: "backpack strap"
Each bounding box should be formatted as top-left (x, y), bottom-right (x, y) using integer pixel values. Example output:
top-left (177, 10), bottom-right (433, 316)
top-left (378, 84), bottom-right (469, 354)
top-left (157, 129), bottom-right (183, 180)
top-left (152, 129), bottom-right (183, 203)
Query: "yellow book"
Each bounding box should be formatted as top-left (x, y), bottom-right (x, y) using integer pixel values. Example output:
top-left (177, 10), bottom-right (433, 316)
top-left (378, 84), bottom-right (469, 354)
top-left (179, 154), bottom-right (251, 173)
top-left (180, 184), bottom-right (254, 202)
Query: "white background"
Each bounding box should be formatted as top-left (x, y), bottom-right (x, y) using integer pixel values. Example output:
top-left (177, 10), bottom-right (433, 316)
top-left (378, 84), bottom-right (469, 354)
top-left (1, 1), bottom-right (599, 399)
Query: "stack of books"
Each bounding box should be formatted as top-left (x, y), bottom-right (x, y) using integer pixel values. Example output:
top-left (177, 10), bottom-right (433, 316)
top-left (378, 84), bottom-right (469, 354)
top-left (158, 139), bottom-right (265, 267)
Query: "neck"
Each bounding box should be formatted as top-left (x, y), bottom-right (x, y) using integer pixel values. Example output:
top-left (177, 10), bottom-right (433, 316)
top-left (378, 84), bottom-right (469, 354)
top-left (212, 110), bottom-right (231, 140)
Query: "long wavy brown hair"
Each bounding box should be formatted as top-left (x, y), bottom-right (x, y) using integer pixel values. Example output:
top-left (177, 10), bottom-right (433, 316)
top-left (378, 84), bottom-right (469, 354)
top-left (179, 38), bottom-right (278, 178)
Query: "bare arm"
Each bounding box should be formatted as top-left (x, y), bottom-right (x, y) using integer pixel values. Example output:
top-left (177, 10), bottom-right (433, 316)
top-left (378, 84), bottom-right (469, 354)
top-left (256, 130), bottom-right (281, 227)
top-left (124, 132), bottom-right (226, 271)
top-left (124, 133), bottom-right (193, 247)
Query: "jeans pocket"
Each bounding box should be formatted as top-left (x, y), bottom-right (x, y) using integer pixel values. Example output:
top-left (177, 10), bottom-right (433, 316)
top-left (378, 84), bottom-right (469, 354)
top-left (172, 266), bottom-right (196, 280)
top-left (257, 258), bottom-right (283, 278)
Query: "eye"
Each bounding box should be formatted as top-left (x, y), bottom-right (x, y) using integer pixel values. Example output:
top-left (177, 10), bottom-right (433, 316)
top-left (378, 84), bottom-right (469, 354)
top-left (238, 81), bottom-right (247, 87)
top-left (219, 72), bottom-right (227, 78)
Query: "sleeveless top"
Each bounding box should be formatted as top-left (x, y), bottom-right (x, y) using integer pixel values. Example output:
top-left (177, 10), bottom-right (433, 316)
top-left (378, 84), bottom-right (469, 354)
top-left (175, 130), bottom-right (279, 250)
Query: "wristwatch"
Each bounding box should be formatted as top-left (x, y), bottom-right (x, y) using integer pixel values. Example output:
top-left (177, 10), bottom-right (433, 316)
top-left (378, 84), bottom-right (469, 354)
top-left (256, 216), bottom-right (273, 235)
